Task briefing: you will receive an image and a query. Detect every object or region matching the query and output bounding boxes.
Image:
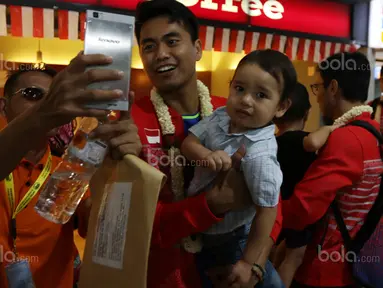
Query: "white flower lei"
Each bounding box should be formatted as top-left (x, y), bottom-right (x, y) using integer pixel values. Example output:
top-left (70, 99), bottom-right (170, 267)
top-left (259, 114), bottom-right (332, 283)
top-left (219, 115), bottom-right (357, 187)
top-left (150, 79), bottom-right (213, 200)
top-left (333, 105), bottom-right (373, 126)
top-left (150, 80), bottom-right (213, 253)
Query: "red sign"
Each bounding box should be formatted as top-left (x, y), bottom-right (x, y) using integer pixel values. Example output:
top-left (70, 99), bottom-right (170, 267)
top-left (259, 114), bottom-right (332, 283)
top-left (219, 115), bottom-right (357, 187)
top-left (62, 0), bottom-right (351, 38)
top-left (59, 0), bottom-right (99, 4)
top-left (249, 0), bottom-right (350, 38)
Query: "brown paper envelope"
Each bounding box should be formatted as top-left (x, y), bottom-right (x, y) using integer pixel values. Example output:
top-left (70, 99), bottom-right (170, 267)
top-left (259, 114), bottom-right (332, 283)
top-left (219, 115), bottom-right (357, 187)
top-left (79, 155), bottom-right (166, 288)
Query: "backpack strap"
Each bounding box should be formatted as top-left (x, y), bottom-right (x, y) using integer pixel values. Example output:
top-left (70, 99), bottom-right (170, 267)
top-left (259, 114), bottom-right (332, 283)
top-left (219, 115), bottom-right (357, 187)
top-left (330, 201), bottom-right (353, 250)
top-left (370, 98), bottom-right (381, 120)
top-left (331, 120), bottom-right (383, 254)
top-left (349, 120), bottom-right (383, 159)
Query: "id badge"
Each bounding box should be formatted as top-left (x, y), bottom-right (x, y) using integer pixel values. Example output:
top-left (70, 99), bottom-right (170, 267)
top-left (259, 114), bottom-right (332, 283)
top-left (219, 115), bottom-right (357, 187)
top-left (5, 260), bottom-right (36, 288)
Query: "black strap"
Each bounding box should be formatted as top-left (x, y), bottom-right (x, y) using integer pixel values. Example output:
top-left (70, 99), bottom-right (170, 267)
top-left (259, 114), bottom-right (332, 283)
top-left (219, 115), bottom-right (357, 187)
top-left (350, 120), bottom-right (383, 159)
top-left (370, 98), bottom-right (381, 120)
top-left (331, 120), bottom-right (383, 254)
top-left (348, 120), bottom-right (383, 143)
top-left (331, 201), bottom-right (352, 250)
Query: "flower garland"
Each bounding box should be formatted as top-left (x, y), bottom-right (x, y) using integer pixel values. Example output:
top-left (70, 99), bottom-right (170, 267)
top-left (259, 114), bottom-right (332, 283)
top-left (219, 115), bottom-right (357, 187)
top-left (333, 105), bottom-right (373, 126)
top-left (150, 80), bottom-right (213, 253)
top-left (150, 79), bottom-right (213, 200)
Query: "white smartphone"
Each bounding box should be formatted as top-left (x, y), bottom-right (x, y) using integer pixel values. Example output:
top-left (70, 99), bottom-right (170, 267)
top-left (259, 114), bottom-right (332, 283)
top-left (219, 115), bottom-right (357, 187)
top-left (83, 10), bottom-right (135, 111)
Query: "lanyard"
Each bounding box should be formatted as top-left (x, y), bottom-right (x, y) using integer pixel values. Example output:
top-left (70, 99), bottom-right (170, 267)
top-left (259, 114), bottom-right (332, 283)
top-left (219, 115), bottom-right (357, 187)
top-left (4, 153), bottom-right (52, 257)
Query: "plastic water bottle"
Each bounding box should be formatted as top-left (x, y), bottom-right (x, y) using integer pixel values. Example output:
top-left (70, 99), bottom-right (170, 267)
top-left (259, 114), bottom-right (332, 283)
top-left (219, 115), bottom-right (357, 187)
top-left (35, 117), bottom-right (109, 224)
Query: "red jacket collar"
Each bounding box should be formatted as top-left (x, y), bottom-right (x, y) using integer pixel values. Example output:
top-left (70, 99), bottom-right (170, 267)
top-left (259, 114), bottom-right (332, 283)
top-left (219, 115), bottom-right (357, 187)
top-left (132, 95), bottom-right (227, 147)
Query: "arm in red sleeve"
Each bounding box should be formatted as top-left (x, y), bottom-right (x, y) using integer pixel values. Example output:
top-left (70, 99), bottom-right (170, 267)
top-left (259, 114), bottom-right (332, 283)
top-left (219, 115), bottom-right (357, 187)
top-left (270, 198), bottom-right (283, 243)
top-left (150, 193), bottom-right (222, 248)
top-left (283, 128), bottom-right (364, 231)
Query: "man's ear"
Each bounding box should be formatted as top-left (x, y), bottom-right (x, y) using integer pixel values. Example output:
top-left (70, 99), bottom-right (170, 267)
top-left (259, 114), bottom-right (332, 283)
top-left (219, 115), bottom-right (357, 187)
top-left (275, 98), bottom-right (292, 118)
top-left (194, 39), bottom-right (203, 62)
top-left (328, 79), bottom-right (341, 106)
top-left (329, 79), bottom-right (339, 97)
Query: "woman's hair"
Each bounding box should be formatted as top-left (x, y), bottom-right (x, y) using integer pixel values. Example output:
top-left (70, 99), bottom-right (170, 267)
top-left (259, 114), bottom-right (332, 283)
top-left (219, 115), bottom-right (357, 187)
top-left (276, 82), bottom-right (311, 123)
top-left (235, 49), bottom-right (297, 102)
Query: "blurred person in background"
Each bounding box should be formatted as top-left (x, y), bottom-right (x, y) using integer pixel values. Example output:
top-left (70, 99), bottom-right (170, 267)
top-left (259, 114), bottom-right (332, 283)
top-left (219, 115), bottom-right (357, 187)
top-left (273, 83), bottom-right (317, 287)
top-left (283, 52), bottom-right (382, 288)
top-left (368, 66), bottom-right (383, 132)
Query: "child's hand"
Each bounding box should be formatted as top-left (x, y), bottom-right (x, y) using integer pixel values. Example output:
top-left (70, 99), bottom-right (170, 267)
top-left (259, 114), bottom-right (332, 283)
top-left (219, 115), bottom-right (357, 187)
top-left (226, 260), bottom-right (257, 287)
top-left (204, 150), bottom-right (232, 172)
top-left (303, 124), bottom-right (343, 153)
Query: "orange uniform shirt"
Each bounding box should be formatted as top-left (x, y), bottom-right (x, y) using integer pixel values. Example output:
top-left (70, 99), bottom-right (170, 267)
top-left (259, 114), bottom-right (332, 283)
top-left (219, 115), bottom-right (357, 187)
top-left (0, 147), bottom-right (90, 288)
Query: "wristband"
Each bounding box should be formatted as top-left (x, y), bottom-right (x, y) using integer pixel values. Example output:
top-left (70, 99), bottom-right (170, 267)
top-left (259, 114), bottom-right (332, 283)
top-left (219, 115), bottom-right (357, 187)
top-left (251, 263), bottom-right (265, 283)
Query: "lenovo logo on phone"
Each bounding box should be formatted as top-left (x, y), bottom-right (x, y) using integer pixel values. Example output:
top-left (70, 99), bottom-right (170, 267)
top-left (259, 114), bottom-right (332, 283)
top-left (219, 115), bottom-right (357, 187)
top-left (98, 37), bottom-right (121, 44)
top-left (83, 10), bottom-right (135, 112)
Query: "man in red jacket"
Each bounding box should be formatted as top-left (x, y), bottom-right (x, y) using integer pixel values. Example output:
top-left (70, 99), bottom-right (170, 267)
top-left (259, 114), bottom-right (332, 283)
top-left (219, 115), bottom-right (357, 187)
top-left (284, 52), bottom-right (383, 287)
top-left (131, 0), bottom-right (283, 287)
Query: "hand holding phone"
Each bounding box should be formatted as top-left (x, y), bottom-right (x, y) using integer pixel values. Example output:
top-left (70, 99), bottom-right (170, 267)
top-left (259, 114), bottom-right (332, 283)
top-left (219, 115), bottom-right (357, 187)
top-left (83, 10), bottom-right (135, 111)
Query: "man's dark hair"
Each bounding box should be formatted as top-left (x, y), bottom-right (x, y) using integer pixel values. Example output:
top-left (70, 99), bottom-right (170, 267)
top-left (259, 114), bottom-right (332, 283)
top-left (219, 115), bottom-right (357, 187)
top-left (318, 51), bottom-right (370, 103)
top-left (135, 0), bottom-right (199, 44)
top-left (236, 49), bottom-right (297, 102)
top-left (277, 82), bottom-right (311, 123)
top-left (3, 66), bottom-right (57, 98)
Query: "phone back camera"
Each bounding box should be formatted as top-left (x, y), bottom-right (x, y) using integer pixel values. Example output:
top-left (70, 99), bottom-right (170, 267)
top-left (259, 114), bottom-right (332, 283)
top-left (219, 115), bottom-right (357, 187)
top-left (93, 12), bottom-right (99, 18)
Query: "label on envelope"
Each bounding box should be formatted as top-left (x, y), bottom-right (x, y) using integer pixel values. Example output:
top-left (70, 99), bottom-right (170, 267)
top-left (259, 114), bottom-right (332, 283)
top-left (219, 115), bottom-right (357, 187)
top-left (92, 182), bottom-right (132, 269)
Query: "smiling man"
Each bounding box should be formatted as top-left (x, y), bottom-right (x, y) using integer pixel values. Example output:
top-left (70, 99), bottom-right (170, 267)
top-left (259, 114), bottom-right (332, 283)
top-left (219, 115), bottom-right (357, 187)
top-left (130, 0), bottom-right (284, 287)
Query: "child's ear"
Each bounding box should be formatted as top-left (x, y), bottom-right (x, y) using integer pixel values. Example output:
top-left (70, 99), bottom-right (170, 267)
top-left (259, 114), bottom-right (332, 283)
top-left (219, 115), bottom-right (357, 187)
top-left (275, 98), bottom-right (291, 118)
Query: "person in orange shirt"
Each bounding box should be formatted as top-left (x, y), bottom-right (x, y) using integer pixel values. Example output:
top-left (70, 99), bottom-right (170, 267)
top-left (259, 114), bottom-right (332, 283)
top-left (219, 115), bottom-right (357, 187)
top-left (0, 53), bottom-right (141, 288)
